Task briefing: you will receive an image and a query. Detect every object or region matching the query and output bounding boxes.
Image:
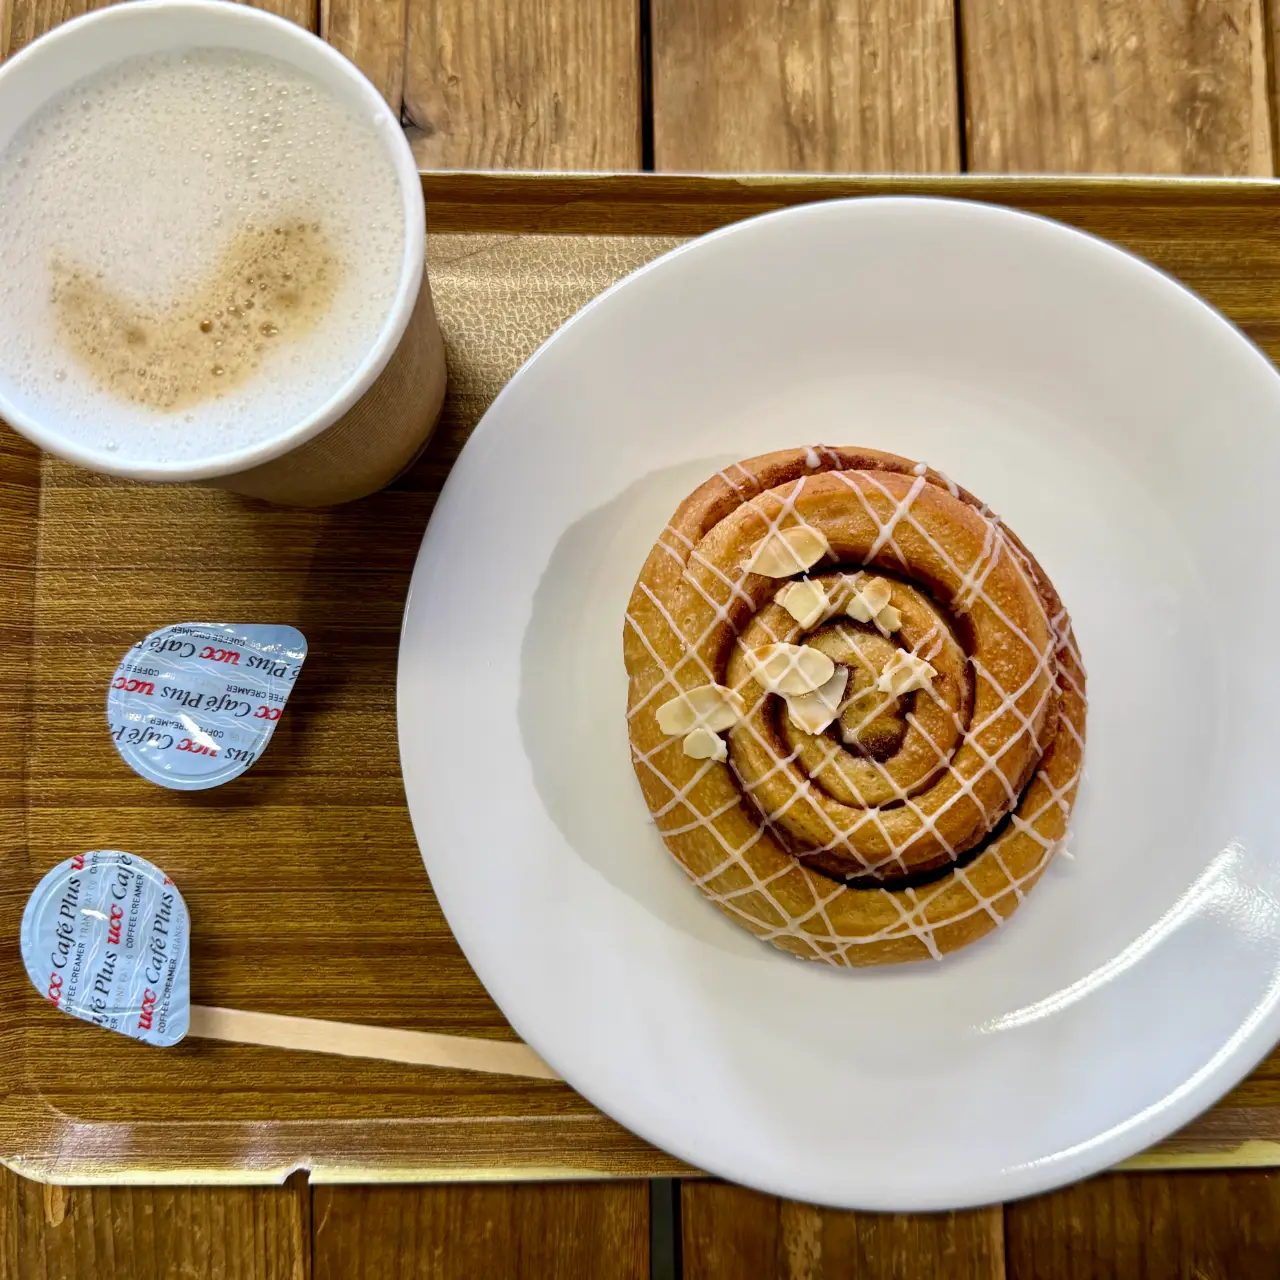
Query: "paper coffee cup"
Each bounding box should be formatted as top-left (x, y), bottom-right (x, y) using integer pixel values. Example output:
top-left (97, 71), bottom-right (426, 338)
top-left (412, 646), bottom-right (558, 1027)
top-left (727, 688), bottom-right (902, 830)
top-left (0, 1), bottom-right (445, 507)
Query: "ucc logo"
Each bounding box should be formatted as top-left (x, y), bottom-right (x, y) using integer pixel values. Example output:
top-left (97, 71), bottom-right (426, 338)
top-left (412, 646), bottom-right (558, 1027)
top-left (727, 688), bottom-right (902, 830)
top-left (137, 987), bottom-right (159, 1031)
top-left (112, 677), bottom-right (155, 696)
top-left (199, 647), bottom-right (240, 665)
top-left (107, 902), bottom-right (124, 946)
top-left (46, 972), bottom-right (63, 1005)
top-left (254, 706), bottom-right (282, 721)
top-left (176, 738), bottom-right (219, 757)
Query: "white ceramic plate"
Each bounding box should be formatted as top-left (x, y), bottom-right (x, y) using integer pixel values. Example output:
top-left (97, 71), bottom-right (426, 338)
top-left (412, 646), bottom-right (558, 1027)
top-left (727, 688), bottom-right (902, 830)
top-left (398, 197), bottom-right (1280, 1210)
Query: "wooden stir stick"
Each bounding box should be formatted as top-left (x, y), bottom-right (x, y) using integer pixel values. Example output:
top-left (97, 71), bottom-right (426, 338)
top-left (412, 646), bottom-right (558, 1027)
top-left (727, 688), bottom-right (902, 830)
top-left (188, 1005), bottom-right (559, 1079)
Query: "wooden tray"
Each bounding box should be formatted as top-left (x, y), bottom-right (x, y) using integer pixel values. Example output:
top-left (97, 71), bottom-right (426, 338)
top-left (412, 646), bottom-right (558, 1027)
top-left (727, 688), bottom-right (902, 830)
top-left (4, 174), bottom-right (1280, 1185)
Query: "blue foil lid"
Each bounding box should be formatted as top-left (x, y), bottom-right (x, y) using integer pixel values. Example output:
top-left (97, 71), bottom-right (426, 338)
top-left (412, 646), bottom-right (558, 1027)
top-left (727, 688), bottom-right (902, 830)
top-left (21, 851), bottom-right (191, 1048)
top-left (106, 622), bottom-right (306, 790)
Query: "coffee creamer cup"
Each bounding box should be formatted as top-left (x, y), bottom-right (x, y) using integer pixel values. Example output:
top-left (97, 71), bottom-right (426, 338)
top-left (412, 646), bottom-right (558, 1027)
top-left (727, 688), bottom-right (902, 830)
top-left (107, 622), bottom-right (306, 790)
top-left (21, 851), bottom-right (191, 1048)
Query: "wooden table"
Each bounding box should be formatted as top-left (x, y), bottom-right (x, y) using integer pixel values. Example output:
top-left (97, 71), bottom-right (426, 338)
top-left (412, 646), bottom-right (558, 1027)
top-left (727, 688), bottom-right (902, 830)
top-left (4, 1), bottom-right (1280, 1276)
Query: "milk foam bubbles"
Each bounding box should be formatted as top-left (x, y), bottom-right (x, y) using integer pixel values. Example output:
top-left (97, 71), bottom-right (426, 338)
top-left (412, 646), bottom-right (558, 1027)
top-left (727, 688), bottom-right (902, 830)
top-left (0, 47), bottom-right (406, 467)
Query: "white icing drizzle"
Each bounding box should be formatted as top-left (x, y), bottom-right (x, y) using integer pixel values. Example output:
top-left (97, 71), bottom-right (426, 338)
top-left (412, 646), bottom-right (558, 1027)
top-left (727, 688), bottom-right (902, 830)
top-left (912, 459), bottom-right (961, 497)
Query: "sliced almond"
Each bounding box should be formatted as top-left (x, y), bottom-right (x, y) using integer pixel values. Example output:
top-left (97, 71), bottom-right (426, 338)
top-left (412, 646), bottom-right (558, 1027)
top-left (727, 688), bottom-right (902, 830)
top-left (877, 650), bottom-right (937, 696)
top-left (683, 726), bottom-right (727, 762)
top-left (745, 643), bottom-right (836, 695)
top-left (785, 667), bottom-right (849, 735)
top-left (655, 684), bottom-right (746, 736)
top-left (776, 579), bottom-right (829, 629)
top-left (745, 525), bottom-right (829, 577)
top-left (876, 604), bottom-right (902, 633)
top-left (847, 576), bottom-right (893, 622)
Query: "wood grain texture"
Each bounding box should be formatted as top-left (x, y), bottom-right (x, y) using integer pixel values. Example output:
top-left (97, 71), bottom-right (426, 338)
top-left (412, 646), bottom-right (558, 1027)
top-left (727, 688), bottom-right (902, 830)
top-left (1, 0), bottom-right (315, 56)
top-left (1269, 0), bottom-right (1280, 174)
top-left (1004, 1170), bottom-right (1280, 1279)
top-left (319, 0), bottom-right (403, 106)
top-left (652, 0), bottom-right (960, 172)
top-left (243, 0), bottom-right (317, 32)
top-left (313, 1183), bottom-right (648, 1280)
top-left (0, 1166), bottom-right (308, 1280)
top-left (960, 0), bottom-right (1274, 174)
top-left (682, 1182), bottom-right (1004, 1279)
top-left (0, 425), bottom-right (38, 1221)
top-left (401, 0), bottom-right (640, 169)
top-left (1, 0), bottom-right (111, 58)
top-left (0, 1167), bottom-right (19, 1280)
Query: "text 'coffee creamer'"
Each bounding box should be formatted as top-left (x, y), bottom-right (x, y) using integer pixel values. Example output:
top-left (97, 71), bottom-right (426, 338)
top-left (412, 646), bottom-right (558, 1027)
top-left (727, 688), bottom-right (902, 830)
top-left (0, 47), bottom-right (406, 467)
top-left (107, 623), bottom-right (306, 790)
top-left (21, 850), bottom-right (191, 1048)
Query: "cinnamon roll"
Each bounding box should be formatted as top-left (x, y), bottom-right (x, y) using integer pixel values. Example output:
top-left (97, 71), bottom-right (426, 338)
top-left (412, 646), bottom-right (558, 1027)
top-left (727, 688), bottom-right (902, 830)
top-left (624, 447), bottom-right (1086, 965)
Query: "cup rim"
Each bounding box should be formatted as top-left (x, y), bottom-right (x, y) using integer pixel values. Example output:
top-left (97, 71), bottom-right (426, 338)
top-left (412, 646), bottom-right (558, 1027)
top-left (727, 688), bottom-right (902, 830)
top-left (0, 0), bottom-right (427, 482)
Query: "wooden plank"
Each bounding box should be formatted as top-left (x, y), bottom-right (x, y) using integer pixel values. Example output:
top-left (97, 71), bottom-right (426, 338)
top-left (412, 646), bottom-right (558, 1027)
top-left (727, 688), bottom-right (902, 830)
top-left (1, 1167), bottom-right (308, 1280)
top-left (319, 0), bottom-right (403, 106)
top-left (313, 1183), bottom-right (649, 1279)
top-left (1, 0), bottom-right (113, 58)
top-left (0, 1168), bottom-right (19, 1280)
top-left (681, 1182), bottom-right (1004, 1279)
top-left (959, 0), bottom-right (1273, 174)
top-left (651, 0), bottom-right (960, 172)
top-left (401, 0), bottom-right (641, 169)
top-left (1, 0), bottom-right (315, 57)
top-left (242, 0), bottom-right (317, 32)
top-left (1005, 1170), bottom-right (1280, 1279)
top-left (1270, 0), bottom-right (1280, 175)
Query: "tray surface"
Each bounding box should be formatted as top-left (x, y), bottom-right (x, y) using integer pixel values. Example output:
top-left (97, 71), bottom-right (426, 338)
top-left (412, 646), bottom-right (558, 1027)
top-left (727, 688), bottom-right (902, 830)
top-left (3, 174), bottom-right (1280, 1182)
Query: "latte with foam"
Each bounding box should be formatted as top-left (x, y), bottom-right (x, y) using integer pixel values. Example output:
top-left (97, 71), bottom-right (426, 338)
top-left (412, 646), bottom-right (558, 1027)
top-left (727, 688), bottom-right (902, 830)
top-left (0, 47), bottom-right (406, 467)
top-left (50, 218), bottom-right (342, 411)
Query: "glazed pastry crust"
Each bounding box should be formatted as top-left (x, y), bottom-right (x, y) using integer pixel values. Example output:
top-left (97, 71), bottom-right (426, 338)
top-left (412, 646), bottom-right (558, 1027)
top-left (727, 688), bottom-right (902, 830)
top-left (624, 447), bottom-right (1086, 966)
